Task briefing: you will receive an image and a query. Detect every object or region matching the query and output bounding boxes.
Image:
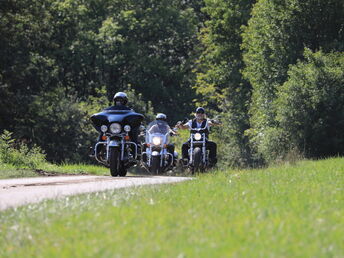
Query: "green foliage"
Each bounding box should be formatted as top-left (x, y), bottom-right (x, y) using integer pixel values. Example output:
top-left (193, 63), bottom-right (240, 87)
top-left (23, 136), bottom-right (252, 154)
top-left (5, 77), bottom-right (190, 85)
top-left (0, 130), bottom-right (46, 169)
top-left (275, 50), bottom-right (344, 158)
top-left (96, 0), bottom-right (200, 121)
top-left (242, 0), bottom-right (344, 163)
top-left (194, 0), bottom-right (255, 167)
top-left (21, 89), bottom-right (97, 163)
top-left (1, 0), bottom-right (344, 166)
top-left (0, 0), bottom-right (200, 163)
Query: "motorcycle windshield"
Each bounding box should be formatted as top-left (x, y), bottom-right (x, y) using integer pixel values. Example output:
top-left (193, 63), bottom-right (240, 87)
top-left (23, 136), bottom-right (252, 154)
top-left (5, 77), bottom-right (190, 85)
top-left (146, 120), bottom-right (170, 144)
top-left (90, 109), bottom-right (144, 131)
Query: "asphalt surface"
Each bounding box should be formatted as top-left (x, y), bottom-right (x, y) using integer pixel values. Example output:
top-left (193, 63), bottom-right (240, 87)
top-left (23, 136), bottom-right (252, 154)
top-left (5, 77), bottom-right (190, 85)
top-left (0, 175), bottom-right (192, 211)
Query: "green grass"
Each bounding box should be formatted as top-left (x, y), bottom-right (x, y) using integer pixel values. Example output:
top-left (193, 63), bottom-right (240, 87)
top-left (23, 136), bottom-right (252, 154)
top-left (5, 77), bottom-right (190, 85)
top-left (0, 163), bottom-right (38, 179)
top-left (0, 162), bottom-right (110, 179)
top-left (0, 158), bottom-right (343, 257)
top-left (39, 163), bottom-right (110, 176)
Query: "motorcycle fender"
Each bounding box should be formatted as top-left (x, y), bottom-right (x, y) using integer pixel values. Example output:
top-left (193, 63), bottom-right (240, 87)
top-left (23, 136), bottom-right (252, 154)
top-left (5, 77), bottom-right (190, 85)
top-left (152, 151), bottom-right (160, 156)
top-left (109, 140), bottom-right (120, 147)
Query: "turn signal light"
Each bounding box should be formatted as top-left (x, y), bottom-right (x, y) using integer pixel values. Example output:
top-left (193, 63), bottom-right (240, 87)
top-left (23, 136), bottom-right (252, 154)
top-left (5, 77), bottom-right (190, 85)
top-left (101, 135), bottom-right (107, 141)
top-left (124, 135), bottom-right (130, 141)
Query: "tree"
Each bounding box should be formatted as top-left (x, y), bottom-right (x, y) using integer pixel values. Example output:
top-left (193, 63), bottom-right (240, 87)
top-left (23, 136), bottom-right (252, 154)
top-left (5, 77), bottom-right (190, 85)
top-left (97, 0), bottom-right (200, 122)
top-left (0, 0), bottom-right (201, 162)
top-left (194, 0), bottom-right (255, 167)
top-left (242, 0), bottom-right (344, 162)
top-left (275, 50), bottom-right (344, 158)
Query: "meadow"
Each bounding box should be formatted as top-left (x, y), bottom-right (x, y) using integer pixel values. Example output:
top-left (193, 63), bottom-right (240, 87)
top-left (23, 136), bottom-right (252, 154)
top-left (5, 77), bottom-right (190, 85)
top-left (0, 158), bottom-right (343, 257)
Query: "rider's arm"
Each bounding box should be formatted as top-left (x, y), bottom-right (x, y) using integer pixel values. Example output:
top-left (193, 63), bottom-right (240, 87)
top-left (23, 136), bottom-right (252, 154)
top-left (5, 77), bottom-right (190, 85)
top-left (169, 128), bottom-right (177, 136)
top-left (177, 120), bottom-right (191, 130)
top-left (178, 123), bottom-right (189, 130)
top-left (208, 120), bottom-right (222, 127)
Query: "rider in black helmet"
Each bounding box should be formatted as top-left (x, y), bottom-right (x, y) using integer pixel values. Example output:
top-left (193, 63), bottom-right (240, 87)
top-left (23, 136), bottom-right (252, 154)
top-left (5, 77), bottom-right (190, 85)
top-left (105, 92), bottom-right (131, 111)
top-left (97, 92), bottom-right (137, 144)
top-left (178, 107), bottom-right (219, 166)
top-left (91, 91), bottom-right (142, 158)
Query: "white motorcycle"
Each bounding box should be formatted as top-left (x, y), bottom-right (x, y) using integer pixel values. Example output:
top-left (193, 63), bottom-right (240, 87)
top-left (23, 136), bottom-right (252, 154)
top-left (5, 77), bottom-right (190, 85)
top-left (141, 120), bottom-right (177, 174)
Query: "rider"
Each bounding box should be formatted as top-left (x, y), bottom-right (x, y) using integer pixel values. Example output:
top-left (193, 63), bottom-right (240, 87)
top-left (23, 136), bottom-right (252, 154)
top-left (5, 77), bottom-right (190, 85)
top-left (97, 92), bottom-right (139, 144)
top-left (147, 113), bottom-right (176, 160)
top-left (177, 107), bottom-right (219, 166)
top-left (105, 92), bottom-right (131, 111)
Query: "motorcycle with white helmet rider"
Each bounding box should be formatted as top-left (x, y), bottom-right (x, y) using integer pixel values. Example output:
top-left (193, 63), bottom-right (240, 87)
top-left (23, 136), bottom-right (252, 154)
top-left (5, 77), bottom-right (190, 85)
top-left (141, 113), bottom-right (178, 174)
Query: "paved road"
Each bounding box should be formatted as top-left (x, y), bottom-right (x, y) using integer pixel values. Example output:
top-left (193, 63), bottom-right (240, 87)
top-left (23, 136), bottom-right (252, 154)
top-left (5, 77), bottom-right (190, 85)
top-left (0, 175), bottom-right (191, 211)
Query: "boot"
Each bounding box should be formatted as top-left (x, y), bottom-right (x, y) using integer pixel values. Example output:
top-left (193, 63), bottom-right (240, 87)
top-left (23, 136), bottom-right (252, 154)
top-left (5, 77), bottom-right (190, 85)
top-left (209, 157), bottom-right (217, 167)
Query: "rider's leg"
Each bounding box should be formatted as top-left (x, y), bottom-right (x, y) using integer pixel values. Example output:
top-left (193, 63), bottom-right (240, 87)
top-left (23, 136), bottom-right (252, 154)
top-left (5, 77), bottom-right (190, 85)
top-left (130, 127), bottom-right (141, 156)
top-left (181, 141), bottom-right (189, 160)
top-left (167, 144), bottom-right (175, 154)
top-left (167, 144), bottom-right (175, 165)
top-left (206, 141), bottom-right (217, 165)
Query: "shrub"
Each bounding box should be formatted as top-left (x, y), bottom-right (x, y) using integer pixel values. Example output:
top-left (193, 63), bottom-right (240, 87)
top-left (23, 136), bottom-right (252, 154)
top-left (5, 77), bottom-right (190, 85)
top-left (0, 130), bottom-right (46, 169)
top-left (275, 49), bottom-right (344, 158)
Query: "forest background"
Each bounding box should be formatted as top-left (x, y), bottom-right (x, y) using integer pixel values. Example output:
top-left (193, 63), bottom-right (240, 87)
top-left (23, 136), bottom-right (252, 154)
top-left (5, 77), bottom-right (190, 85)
top-left (1, 0), bottom-right (343, 167)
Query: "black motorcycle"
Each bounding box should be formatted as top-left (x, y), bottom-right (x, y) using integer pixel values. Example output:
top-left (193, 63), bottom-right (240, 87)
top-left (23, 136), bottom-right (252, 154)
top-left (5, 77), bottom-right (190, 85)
top-left (177, 118), bottom-right (217, 174)
top-left (188, 124), bottom-right (209, 174)
top-left (90, 109), bottom-right (144, 176)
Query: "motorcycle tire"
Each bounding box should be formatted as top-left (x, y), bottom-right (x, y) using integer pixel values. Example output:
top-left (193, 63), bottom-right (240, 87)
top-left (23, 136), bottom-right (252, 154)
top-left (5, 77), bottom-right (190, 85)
top-left (118, 166), bottom-right (127, 177)
top-left (109, 147), bottom-right (120, 177)
top-left (150, 155), bottom-right (161, 174)
top-left (193, 147), bottom-right (202, 174)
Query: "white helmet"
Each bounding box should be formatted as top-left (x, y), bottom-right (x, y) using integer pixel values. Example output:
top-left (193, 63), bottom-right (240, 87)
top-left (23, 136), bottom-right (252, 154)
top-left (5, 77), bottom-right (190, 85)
top-left (113, 92), bottom-right (128, 105)
top-left (156, 113), bottom-right (167, 121)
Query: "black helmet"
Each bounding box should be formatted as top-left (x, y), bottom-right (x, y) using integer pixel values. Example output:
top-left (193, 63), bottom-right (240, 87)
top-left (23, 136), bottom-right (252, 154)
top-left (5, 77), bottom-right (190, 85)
top-left (113, 92), bottom-right (128, 105)
top-left (195, 107), bottom-right (205, 114)
top-left (156, 113), bottom-right (167, 121)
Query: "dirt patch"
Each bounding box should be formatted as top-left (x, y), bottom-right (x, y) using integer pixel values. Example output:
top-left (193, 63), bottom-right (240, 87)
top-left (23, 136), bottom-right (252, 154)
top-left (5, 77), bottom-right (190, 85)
top-left (34, 169), bottom-right (89, 177)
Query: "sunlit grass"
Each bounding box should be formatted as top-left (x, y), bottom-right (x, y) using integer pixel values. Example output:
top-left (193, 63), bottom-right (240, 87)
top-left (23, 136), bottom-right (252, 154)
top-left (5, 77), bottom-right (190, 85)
top-left (1, 157), bottom-right (343, 257)
top-left (39, 163), bottom-right (109, 176)
top-left (0, 163), bottom-right (37, 179)
top-left (0, 161), bottom-right (111, 178)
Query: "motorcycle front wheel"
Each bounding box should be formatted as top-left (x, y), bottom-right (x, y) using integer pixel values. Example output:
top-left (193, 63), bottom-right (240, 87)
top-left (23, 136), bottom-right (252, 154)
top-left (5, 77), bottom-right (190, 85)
top-left (192, 147), bottom-right (202, 174)
top-left (150, 155), bottom-right (161, 174)
top-left (109, 147), bottom-right (127, 177)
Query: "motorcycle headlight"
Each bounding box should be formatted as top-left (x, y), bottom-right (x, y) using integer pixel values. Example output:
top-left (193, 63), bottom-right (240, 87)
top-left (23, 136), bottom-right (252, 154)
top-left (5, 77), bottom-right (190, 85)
top-left (109, 123), bottom-right (121, 134)
top-left (152, 136), bottom-right (162, 146)
top-left (100, 125), bottom-right (108, 133)
top-left (194, 133), bottom-right (202, 141)
top-left (124, 125), bottom-right (131, 132)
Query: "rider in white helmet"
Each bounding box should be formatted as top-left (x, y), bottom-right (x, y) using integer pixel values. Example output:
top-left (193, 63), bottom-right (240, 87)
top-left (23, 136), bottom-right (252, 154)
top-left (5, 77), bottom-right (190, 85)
top-left (144, 113), bottom-right (177, 164)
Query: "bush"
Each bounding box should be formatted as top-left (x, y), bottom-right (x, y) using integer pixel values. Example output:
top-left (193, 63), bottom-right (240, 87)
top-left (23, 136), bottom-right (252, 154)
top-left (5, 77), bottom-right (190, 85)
top-left (275, 49), bottom-right (344, 158)
top-left (0, 130), bottom-right (46, 169)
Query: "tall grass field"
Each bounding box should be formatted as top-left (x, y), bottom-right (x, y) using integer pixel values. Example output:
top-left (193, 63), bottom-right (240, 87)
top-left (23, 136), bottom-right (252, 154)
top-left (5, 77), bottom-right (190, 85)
top-left (1, 158), bottom-right (343, 257)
